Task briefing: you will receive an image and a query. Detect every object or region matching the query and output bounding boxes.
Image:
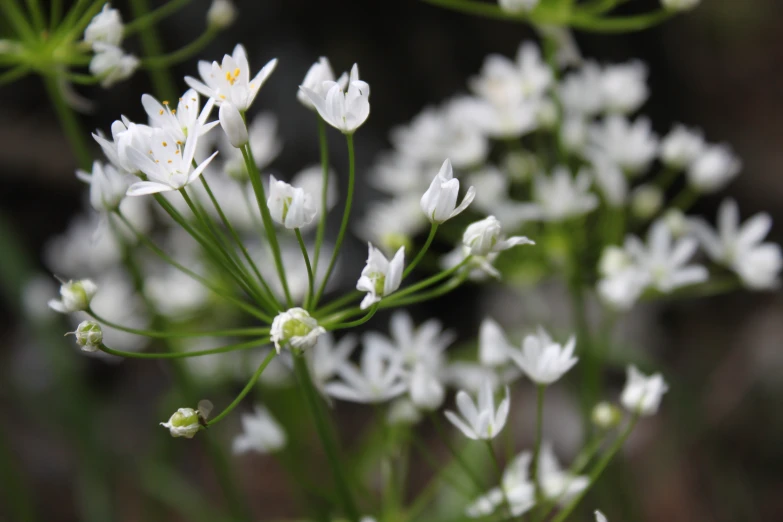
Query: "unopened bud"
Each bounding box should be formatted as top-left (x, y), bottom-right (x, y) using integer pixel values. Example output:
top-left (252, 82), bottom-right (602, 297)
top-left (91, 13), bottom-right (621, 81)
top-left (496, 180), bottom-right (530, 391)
top-left (592, 402), bottom-right (622, 429)
top-left (630, 184), bottom-right (663, 220)
top-left (67, 320), bottom-right (103, 352)
top-left (161, 407), bottom-right (201, 439)
top-left (219, 102), bottom-right (248, 148)
top-left (206, 0), bottom-right (237, 29)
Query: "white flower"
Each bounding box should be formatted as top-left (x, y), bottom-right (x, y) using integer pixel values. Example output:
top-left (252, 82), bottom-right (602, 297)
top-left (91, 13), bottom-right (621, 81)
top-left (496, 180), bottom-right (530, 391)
top-left (661, 0), bottom-right (700, 11)
top-left (687, 144), bottom-right (741, 193)
top-left (84, 4), bottom-right (124, 47)
top-left (160, 407), bottom-right (201, 439)
top-left (626, 219), bottom-right (708, 293)
top-left (688, 199), bottom-right (781, 289)
top-left (507, 326), bottom-right (578, 385)
top-left (323, 336), bottom-right (407, 403)
top-left (659, 124), bottom-right (705, 169)
top-left (444, 380), bottom-right (510, 440)
top-left (630, 184), bottom-right (663, 220)
top-left (48, 279), bottom-right (98, 313)
top-left (498, 0), bottom-right (539, 13)
top-left (306, 333), bottom-right (358, 392)
top-left (537, 442), bottom-right (589, 503)
top-left (125, 100), bottom-right (218, 195)
top-left (300, 63), bottom-right (370, 134)
top-left (267, 175), bottom-right (317, 229)
top-left (222, 112), bottom-right (282, 179)
top-left (559, 61), bottom-right (604, 116)
top-left (462, 216), bottom-right (534, 257)
top-left (420, 159), bottom-right (476, 223)
top-left (232, 405), bottom-right (286, 454)
top-left (597, 268), bottom-right (649, 311)
top-left (357, 195), bottom-right (428, 253)
top-left (600, 61), bottom-right (648, 114)
top-left (381, 311), bottom-right (455, 371)
top-left (270, 308), bottom-right (326, 355)
top-left (297, 57), bottom-right (345, 109)
top-left (206, 0), bottom-right (236, 29)
top-left (595, 511), bottom-right (609, 522)
top-left (90, 43), bottom-right (139, 88)
top-left (76, 161), bottom-right (129, 212)
top-left (92, 117), bottom-right (152, 174)
top-left (620, 365), bottom-right (668, 416)
top-left (534, 167), bottom-right (599, 221)
top-left (469, 166), bottom-right (541, 227)
top-left (67, 320), bottom-right (103, 352)
top-left (356, 243), bottom-right (405, 309)
top-left (515, 43), bottom-right (553, 98)
top-left (387, 398), bottom-right (422, 425)
top-left (453, 95), bottom-right (539, 139)
top-left (588, 116), bottom-right (658, 175)
top-left (560, 115), bottom-right (588, 154)
top-left (219, 102), bottom-right (248, 147)
top-left (479, 318), bottom-right (515, 367)
top-left (466, 451), bottom-right (535, 518)
top-left (141, 89), bottom-right (206, 145)
top-left (185, 44), bottom-right (277, 111)
top-left (409, 364), bottom-right (446, 410)
top-left (291, 165), bottom-right (338, 219)
top-left (588, 151), bottom-right (627, 207)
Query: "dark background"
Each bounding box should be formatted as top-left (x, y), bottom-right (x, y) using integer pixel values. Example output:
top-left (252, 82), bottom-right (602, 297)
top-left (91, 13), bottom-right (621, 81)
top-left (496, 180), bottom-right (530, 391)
top-left (1, 0), bottom-right (782, 520)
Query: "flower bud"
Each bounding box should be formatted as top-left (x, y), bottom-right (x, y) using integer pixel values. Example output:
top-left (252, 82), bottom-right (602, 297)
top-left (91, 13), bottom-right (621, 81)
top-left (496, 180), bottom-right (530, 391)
top-left (380, 232), bottom-right (411, 255)
top-left (663, 208), bottom-right (687, 238)
top-left (48, 279), bottom-right (98, 313)
top-left (84, 4), bottom-right (124, 47)
top-left (68, 320), bottom-right (103, 352)
top-left (160, 408), bottom-right (201, 438)
top-left (598, 246), bottom-right (631, 278)
top-left (463, 216), bottom-right (534, 257)
top-left (267, 176), bottom-right (317, 229)
top-left (591, 401), bottom-right (622, 430)
top-left (270, 308), bottom-right (326, 355)
top-left (219, 102), bottom-right (248, 148)
top-left (661, 0), bottom-right (700, 12)
top-left (206, 0), bottom-right (237, 29)
top-left (630, 184), bottom-right (663, 220)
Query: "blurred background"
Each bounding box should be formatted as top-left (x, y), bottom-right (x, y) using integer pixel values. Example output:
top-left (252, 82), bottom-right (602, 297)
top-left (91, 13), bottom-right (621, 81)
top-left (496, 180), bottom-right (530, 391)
top-left (1, 0), bottom-right (782, 521)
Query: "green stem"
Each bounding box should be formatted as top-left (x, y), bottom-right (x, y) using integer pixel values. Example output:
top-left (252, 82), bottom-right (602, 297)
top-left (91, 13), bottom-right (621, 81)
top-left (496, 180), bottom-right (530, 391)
top-left (124, 0), bottom-right (191, 34)
top-left (530, 385), bottom-right (545, 507)
top-left (115, 210), bottom-right (273, 322)
top-left (484, 440), bottom-right (512, 516)
top-left (313, 116), bottom-right (330, 274)
top-left (141, 28), bottom-right (219, 68)
top-left (42, 75), bottom-right (92, 169)
top-left (429, 413), bottom-right (486, 493)
top-left (97, 337), bottom-right (268, 359)
top-left (241, 144), bottom-right (294, 307)
top-left (385, 257), bottom-right (470, 304)
top-left (24, 0), bottom-right (45, 31)
top-left (199, 176), bottom-right (281, 311)
top-left (86, 308), bottom-right (268, 338)
top-left (403, 223), bottom-right (438, 279)
top-left (379, 274), bottom-right (465, 309)
top-left (206, 350), bottom-right (277, 426)
top-left (569, 9), bottom-right (675, 33)
top-left (654, 165), bottom-right (680, 191)
top-left (49, 0), bottom-right (63, 29)
top-left (314, 290), bottom-right (363, 317)
top-left (313, 133), bottom-right (356, 308)
top-left (295, 228), bottom-right (315, 309)
top-left (128, 0), bottom-right (178, 101)
top-left (292, 356), bottom-right (360, 522)
top-left (0, 65), bottom-right (30, 86)
top-left (671, 185), bottom-right (699, 213)
top-left (0, 0), bottom-right (37, 42)
top-left (327, 304), bottom-right (378, 330)
top-left (550, 416), bottom-right (640, 522)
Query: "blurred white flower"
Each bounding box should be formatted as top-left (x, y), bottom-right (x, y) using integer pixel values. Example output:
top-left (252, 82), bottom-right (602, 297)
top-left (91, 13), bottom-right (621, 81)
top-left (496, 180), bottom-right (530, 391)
top-left (498, 0), bottom-right (539, 13)
top-left (90, 43), bottom-right (139, 88)
top-left (409, 364), bottom-right (446, 410)
top-left (534, 167), bottom-right (598, 221)
top-left (219, 102), bottom-right (248, 147)
top-left (466, 451), bottom-right (535, 518)
top-left (559, 61), bottom-right (604, 116)
top-left (76, 161), bottom-right (130, 213)
top-left (688, 199), bottom-right (781, 289)
top-left (661, 0), bottom-right (701, 11)
top-left (600, 61), bottom-right (648, 114)
top-left (356, 243), bottom-right (405, 309)
top-left (595, 511), bottom-right (608, 522)
top-left (300, 63), bottom-right (370, 134)
top-left (185, 44), bottom-right (277, 111)
top-left (588, 116), bottom-right (658, 175)
top-left (479, 318), bottom-right (515, 367)
top-left (232, 405), bottom-right (286, 454)
top-left (588, 151), bottom-right (627, 207)
top-left (630, 184), bottom-right (663, 220)
top-left (306, 332), bottom-right (358, 392)
top-left (324, 335), bottom-right (407, 403)
top-left (538, 442), bottom-right (589, 503)
top-left (687, 144), bottom-right (741, 193)
top-left (659, 124), bottom-right (705, 169)
top-left (507, 326), bottom-right (578, 385)
top-left (621, 365), bottom-right (668, 416)
top-left (298, 56), bottom-right (345, 109)
top-left (420, 159), bottom-right (476, 223)
top-left (445, 380), bottom-right (510, 440)
top-left (206, 0), bottom-right (236, 29)
top-left (84, 4), bottom-right (124, 47)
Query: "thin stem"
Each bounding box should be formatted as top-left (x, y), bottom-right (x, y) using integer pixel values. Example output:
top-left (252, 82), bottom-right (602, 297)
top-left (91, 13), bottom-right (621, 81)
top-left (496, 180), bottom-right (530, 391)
top-left (671, 185), bottom-right (699, 213)
top-left (313, 116), bottom-right (330, 273)
top-left (403, 223), bottom-right (438, 279)
top-left (24, 0), bottom-right (45, 31)
top-left (327, 304), bottom-right (378, 330)
top-left (241, 144), bottom-right (294, 307)
top-left (295, 228), bottom-right (314, 309)
top-left (379, 274), bottom-right (465, 309)
top-left (0, 0), bottom-right (36, 42)
top-left (124, 0), bottom-right (191, 34)
top-left (550, 415), bottom-right (640, 522)
top-left (530, 385), bottom-right (545, 508)
top-left (140, 28), bottom-right (219, 68)
top-left (97, 338), bottom-right (268, 359)
top-left (199, 176), bottom-right (281, 311)
top-left (86, 307), bottom-right (268, 339)
top-left (428, 413), bottom-right (486, 493)
top-left (206, 350), bottom-right (277, 426)
top-left (384, 257), bottom-right (471, 304)
top-left (292, 356), bottom-right (360, 522)
top-left (49, 0), bottom-right (63, 29)
top-left (128, 0), bottom-right (178, 101)
top-left (314, 290), bottom-right (362, 317)
top-left (115, 210), bottom-right (273, 322)
top-left (42, 75), bottom-right (92, 169)
top-left (313, 133), bottom-right (356, 308)
top-left (0, 65), bottom-right (31, 86)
